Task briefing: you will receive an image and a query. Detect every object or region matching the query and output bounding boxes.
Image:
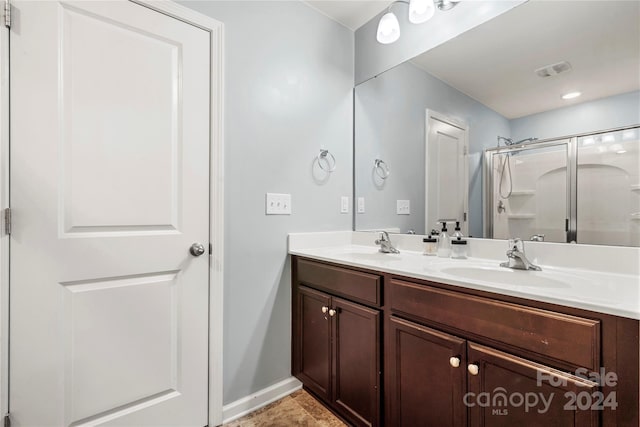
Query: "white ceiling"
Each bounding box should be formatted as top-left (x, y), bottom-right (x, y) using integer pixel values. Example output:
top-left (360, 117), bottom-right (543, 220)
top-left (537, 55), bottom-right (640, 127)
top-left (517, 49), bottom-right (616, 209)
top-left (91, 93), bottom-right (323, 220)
top-left (411, 1), bottom-right (640, 119)
top-left (303, 0), bottom-right (390, 30)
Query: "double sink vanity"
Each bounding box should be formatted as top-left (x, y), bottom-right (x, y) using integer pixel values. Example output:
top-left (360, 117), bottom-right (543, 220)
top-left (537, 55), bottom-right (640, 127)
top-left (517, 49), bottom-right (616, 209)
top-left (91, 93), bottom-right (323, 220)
top-left (288, 231), bottom-right (639, 427)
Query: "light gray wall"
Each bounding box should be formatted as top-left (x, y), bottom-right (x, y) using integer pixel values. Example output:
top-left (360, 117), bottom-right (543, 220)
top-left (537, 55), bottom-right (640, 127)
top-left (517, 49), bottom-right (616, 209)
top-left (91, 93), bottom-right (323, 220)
top-left (181, 1), bottom-right (353, 405)
top-left (355, 61), bottom-right (510, 237)
top-left (511, 91), bottom-right (640, 141)
top-left (354, 1), bottom-right (524, 85)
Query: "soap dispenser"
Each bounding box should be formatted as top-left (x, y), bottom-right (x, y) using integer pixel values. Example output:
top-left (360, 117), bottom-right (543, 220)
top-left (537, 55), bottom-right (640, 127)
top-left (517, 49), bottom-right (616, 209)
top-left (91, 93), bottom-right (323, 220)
top-left (451, 237), bottom-right (468, 259)
top-left (437, 221), bottom-right (451, 258)
top-left (452, 221), bottom-right (463, 239)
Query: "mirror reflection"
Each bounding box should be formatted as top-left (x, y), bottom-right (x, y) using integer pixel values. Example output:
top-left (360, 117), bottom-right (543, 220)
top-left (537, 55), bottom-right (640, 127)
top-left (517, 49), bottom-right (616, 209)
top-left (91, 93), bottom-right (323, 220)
top-left (354, 0), bottom-right (640, 246)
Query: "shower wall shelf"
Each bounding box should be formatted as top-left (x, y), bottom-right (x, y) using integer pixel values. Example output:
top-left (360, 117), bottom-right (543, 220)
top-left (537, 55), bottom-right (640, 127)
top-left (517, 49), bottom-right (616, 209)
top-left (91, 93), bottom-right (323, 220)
top-left (509, 190), bottom-right (536, 196)
top-left (507, 214), bottom-right (536, 219)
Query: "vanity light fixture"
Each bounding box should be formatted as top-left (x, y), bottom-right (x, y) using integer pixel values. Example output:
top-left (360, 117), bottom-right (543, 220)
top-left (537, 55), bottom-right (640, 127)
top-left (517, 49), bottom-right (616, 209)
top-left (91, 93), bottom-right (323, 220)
top-left (409, 0), bottom-right (436, 24)
top-left (561, 91), bottom-right (582, 100)
top-left (377, 10), bottom-right (401, 44)
top-left (377, 0), bottom-right (457, 44)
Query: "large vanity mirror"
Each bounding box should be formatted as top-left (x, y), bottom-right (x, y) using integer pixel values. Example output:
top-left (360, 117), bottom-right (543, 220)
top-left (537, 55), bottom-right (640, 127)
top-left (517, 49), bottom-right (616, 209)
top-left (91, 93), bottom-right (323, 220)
top-left (354, 0), bottom-right (640, 246)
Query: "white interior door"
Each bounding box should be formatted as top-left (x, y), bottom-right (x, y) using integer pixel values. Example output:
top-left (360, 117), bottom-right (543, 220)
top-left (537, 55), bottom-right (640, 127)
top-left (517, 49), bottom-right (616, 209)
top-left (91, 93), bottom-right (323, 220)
top-left (425, 111), bottom-right (469, 234)
top-left (9, 1), bottom-right (211, 425)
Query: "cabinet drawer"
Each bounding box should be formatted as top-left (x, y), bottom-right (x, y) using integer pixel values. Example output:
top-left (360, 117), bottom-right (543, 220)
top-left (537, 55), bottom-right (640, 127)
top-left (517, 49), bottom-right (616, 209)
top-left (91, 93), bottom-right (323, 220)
top-left (297, 259), bottom-right (381, 306)
top-left (389, 279), bottom-right (600, 370)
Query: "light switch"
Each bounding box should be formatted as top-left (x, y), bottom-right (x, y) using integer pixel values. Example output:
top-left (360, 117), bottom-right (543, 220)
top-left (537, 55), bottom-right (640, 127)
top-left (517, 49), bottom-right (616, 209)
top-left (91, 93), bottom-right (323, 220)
top-left (397, 200), bottom-right (410, 215)
top-left (357, 197), bottom-right (365, 214)
top-left (266, 193), bottom-right (292, 215)
top-left (340, 196), bottom-right (349, 214)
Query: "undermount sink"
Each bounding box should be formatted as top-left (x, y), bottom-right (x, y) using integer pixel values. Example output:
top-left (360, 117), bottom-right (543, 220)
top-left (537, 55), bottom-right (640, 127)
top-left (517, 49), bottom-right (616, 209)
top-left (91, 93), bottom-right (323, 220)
top-left (438, 266), bottom-right (572, 289)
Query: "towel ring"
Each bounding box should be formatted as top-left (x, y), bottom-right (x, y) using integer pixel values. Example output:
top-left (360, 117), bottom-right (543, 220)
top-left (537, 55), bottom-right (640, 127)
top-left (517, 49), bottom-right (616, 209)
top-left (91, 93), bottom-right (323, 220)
top-left (317, 149), bottom-right (336, 173)
top-left (374, 159), bottom-right (390, 179)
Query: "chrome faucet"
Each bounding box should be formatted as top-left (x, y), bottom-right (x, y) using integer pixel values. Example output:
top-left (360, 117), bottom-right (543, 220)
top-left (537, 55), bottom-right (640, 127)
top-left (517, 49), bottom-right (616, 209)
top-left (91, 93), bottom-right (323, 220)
top-left (375, 231), bottom-right (400, 254)
top-left (530, 234), bottom-right (545, 242)
top-left (500, 238), bottom-right (541, 271)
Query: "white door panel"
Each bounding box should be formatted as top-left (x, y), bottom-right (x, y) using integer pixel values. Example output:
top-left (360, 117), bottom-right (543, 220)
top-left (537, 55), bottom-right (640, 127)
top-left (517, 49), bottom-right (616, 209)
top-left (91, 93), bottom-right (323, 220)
top-left (10, 1), bottom-right (210, 426)
top-left (425, 112), bottom-right (469, 234)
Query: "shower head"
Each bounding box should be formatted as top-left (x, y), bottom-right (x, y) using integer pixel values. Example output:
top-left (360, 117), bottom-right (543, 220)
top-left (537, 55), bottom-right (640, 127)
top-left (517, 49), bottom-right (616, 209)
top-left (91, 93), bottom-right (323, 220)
top-left (497, 136), bottom-right (538, 147)
top-left (497, 136), bottom-right (513, 146)
top-left (513, 137), bottom-right (538, 145)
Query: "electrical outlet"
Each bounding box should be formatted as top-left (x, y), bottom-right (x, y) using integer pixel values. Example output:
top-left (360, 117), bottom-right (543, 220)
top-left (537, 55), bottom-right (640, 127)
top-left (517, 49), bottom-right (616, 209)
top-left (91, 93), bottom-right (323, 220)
top-left (397, 200), bottom-right (410, 215)
top-left (357, 197), bottom-right (365, 214)
top-left (340, 196), bottom-right (349, 214)
top-left (266, 193), bottom-right (292, 215)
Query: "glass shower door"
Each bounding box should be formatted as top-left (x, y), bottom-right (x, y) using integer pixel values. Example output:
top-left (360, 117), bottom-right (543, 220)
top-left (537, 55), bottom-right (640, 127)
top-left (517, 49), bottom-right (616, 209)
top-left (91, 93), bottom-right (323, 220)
top-left (491, 141), bottom-right (570, 243)
top-left (576, 127), bottom-right (640, 246)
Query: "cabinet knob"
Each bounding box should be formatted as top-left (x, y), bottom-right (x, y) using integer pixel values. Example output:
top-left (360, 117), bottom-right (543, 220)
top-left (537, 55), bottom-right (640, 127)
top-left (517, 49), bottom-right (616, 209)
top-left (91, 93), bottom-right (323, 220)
top-left (449, 357), bottom-right (461, 368)
top-left (468, 364), bottom-right (479, 376)
top-left (321, 306), bottom-right (328, 314)
top-left (328, 309), bottom-right (337, 317)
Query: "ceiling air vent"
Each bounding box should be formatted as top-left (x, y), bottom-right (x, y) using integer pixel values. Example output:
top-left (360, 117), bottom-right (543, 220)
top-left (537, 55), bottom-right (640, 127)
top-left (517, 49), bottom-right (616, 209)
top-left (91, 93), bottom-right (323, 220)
top-left (535, 61), bottom-right (572, 78)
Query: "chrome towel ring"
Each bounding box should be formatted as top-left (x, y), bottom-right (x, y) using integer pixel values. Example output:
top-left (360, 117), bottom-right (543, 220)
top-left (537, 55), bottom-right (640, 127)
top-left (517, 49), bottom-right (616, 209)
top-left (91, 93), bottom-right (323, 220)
top-left (316, 149), bottom-right (336, 173)
top-left (374, 159), bottom-right (390, 179)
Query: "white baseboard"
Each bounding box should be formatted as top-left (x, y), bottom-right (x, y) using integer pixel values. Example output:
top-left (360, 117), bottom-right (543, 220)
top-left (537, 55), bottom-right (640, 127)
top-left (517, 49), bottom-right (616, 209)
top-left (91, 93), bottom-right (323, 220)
top-left (221, 377), bottom-right (303, 424)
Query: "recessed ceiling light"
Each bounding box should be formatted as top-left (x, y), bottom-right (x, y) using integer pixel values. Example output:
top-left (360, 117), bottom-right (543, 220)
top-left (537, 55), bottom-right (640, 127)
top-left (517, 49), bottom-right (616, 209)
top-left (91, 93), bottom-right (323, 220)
top-left (561, 92), bottom-right (581, 100)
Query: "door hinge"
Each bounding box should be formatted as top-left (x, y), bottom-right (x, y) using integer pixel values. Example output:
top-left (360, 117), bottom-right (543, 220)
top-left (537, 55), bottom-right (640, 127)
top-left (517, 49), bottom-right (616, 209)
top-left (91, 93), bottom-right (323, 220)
top-left (4, 208), bottom-right (10, 235)
top-left (3, 0), bottom-right (10, 28)
top-left (4, 413), bottom-right (10, 427)
top-left (208, 243), bottom-right (212, 255)
top-left (463, 212), bottom-right (467, 222)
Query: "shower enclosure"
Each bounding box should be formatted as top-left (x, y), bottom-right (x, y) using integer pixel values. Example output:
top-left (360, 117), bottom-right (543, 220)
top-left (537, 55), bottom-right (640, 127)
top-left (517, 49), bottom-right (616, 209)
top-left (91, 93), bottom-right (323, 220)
top-left (484, 126), bottom-right (640, 246)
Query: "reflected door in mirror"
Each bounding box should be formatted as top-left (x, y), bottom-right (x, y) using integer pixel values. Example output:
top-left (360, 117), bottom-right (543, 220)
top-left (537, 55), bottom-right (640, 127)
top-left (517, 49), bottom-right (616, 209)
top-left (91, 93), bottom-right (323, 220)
top-left (426, 111), bottom-right (469, 235)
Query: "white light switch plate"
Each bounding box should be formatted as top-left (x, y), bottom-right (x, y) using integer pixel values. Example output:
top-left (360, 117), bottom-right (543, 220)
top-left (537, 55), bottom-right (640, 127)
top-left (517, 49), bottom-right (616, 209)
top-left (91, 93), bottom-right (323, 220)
top-left (340, 196), bottom-right (349, 213)
top-left (357, 197), bottom-right (365, 214)
top-left (266, 193), bottom-right (291, 215)
top-left (397, 200), bottom-right (410, 215)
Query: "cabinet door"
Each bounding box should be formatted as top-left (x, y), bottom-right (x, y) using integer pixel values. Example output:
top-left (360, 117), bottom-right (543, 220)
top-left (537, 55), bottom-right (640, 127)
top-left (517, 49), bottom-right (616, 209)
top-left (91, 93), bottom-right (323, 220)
top-left (467, 342), bottom-right (599, 427)
top-left (386, 316), bottom-right (467, 427)
top-left (295, 286), bottom-right (332, 400)
top-left (332, 297), bottom-right (381, 427)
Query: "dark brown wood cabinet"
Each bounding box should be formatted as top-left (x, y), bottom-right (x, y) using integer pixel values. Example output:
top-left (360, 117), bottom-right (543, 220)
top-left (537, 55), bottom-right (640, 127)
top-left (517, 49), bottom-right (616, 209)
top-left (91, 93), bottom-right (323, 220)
top-left (332, 297), bottom-right (380, 426)
top-left (467, 342), bottom-right (599, 427)
top-left (296, 285), bottom-right (332, 400)
top-left (386, 316), bottom-right (467, 427)
top-left (292, 256), bottom-right (639, 427)
top-left (293, 259), bottom-right (381, 426)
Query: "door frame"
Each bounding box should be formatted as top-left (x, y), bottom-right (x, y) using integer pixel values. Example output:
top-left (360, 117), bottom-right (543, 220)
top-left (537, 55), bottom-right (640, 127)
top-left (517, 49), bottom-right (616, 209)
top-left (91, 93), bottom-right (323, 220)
top-left (0, 1), bottom-right (225, 425)
top-left (424, 109), bottom-right (469, 235)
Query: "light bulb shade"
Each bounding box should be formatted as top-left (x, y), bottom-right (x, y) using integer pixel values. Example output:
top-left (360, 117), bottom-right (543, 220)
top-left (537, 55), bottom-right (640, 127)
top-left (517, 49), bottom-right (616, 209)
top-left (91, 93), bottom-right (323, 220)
top-left (409, 0), bottom-right (435, 24)
top-left (376, 12), bottom-right (400, 44)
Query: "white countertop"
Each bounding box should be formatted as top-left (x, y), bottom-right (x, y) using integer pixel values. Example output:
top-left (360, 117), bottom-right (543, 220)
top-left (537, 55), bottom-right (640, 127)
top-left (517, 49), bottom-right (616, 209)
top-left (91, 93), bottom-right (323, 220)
top-left (288, 232), bottom-right (640, 320)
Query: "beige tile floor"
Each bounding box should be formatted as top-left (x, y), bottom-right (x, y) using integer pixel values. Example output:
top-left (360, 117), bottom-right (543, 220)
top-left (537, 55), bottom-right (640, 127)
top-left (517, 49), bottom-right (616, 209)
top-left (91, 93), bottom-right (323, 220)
top-left (223, 389), bottom-right (347, 427)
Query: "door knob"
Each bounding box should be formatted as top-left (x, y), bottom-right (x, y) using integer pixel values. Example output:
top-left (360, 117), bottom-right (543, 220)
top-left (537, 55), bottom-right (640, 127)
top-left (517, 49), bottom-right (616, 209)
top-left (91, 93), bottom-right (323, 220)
top-left (190, 243), bottom-right (206, 257)
top-left (322, 306), bottom-right (329, 314)
top-left (328, 309), bottom-right (336, 317)
top-left (468, 364), bottom-right (479, 376)
top-left (449, 357), bottom-right (461, 368)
